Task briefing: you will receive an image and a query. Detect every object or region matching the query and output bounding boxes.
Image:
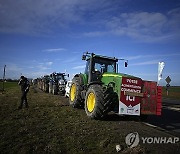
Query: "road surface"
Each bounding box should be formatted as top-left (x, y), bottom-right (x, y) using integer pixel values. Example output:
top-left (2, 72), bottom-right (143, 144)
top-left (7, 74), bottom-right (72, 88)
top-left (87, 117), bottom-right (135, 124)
top-left (145, 98), bottom-right (180, 137)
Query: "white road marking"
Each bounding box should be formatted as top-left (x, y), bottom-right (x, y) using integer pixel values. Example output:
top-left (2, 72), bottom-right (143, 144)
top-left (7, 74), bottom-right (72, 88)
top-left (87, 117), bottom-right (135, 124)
top-left (143, 122), bottom-right (157, 128)
top-left (143, 122), bottom-right (173, 134)
top-left (163, 106), bottom-right (180, 112)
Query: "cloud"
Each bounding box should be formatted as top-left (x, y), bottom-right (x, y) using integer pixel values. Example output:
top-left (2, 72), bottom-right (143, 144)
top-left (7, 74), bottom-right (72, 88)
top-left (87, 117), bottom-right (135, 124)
top-left (84, 8), bottom-right (180, 42)
top-left (167, 7), bottom-right (180, 31)
top-left (124, 53), bottom-right (180, 61)
top-left (43, 48), bottom-right (66, 52)
top-left (83, 31), bottom-right (108, 37)
top-left (72, 65), bottom-right (85, 69)
top-left (0, 0), bottom-right (110, 35)
top-left (26, 71), bottom-right (51, 78)
top-left (63, 57), bottom-right (78, 63)
top-left (126, 52), bottom-right (180, 66)
top-left (1, 0), bottom-right (180, 42)
top-left (25, 62), bottom-right (52, 78)
top-left (0, 60), bottom-right (54, 79)
top-left (130, 60), bottom-right (159, 66)
top-left (106, 12), bottom-right (176, 42)
top-left (0, 0), bottom-right (81, 35)
top-left (37, 62), bottom-right (52, 70)
top-left (46, 62), bottom-right (53, 66)
top-left (0, 63), bottom-right (23, 79)
top-left (28, 66), bottom-right (35, 69)
top-left (123, 55), bottom-right (143, 60)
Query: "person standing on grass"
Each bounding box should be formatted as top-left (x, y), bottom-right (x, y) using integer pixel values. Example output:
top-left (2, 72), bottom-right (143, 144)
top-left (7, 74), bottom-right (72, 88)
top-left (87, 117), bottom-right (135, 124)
top-left (18, 76), bottom-right (30, 109)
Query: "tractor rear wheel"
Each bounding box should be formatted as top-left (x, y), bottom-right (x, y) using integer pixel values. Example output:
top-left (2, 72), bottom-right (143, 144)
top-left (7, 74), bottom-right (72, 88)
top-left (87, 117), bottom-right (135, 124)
top-left (69, 76), bottom-right (83, 108)
top-left (85, 84), bottom-right (115, 119)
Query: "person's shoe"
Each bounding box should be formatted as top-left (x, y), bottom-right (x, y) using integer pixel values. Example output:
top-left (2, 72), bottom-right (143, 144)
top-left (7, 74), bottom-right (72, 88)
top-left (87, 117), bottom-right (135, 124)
top-left (18, 106), bottom-right (22, 110)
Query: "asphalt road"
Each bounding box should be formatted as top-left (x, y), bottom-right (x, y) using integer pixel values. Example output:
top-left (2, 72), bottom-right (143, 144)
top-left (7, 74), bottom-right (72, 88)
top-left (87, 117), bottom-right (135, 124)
top-left (145, 98), bottom-right (180, 137)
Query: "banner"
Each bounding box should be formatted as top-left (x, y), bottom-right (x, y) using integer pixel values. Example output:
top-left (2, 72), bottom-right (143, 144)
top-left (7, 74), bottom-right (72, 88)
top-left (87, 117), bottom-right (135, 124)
top-left (119, 77), bottom-right (142, 116)
top-left (158, 62), bottom-right (165, 84)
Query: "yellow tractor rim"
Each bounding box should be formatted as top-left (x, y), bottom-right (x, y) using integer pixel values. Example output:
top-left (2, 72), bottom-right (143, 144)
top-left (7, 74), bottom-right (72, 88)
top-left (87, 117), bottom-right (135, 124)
top-left (70, 84), bottom-right (76, 101)
top-left (87, 92), bottom-right (96, 112)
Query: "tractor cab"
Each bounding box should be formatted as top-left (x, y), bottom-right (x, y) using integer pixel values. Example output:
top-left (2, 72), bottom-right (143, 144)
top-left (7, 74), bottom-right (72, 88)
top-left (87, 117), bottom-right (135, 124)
top-left (82, 52), bottom-right (128, 83)
top-left (83, 52), bottom-right (118, 83)
top-left (49, 72), bottom-right (67, 95)
top-left (43, 75), bottom-right (50, 83)
top-left (57, 73), bottom-right (65, 83)
top-left (50, 73), bottom-right (67, 84)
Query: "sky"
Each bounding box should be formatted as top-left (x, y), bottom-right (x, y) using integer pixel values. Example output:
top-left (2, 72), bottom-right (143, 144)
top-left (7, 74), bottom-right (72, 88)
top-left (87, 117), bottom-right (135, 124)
top-left (0, 0), bottom-right (180, 86)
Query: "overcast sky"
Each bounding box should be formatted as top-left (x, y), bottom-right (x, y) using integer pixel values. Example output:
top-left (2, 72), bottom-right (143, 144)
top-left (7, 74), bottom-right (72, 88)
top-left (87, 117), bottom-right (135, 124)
top-left (0, 0), bottom-right (180, 85)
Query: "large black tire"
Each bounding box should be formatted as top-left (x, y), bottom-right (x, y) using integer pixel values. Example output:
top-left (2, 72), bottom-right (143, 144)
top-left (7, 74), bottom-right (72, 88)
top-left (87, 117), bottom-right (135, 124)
top-left (49, 83), bottom-right (53, 93)
top-left (69, 76), bottom-right (84, 108)
top-left (45, 84), bottom-right (49, 93)
top-left (85, 84), bottom-right (117, 119)
top-left (52, 85), bottom-right (58, 95)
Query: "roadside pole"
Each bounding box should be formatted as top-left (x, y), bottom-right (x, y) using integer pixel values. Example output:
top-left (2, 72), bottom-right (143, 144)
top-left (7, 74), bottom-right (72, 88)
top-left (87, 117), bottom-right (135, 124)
top-left (165, 76), bottom-right (171, 96)
top-left (166, 83), bottom-right (170, 96)
top-left (2, 65), bottom-right (6, 91)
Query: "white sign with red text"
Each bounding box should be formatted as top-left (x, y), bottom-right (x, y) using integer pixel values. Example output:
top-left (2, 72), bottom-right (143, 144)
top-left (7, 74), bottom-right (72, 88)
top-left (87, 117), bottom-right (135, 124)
top-left (119, 77), bottom-right (142, 115)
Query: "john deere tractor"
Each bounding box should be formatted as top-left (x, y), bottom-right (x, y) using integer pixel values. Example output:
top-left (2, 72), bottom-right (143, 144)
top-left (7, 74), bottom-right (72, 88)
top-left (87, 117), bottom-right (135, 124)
top-left (69, 52), bottom-right (162, 119)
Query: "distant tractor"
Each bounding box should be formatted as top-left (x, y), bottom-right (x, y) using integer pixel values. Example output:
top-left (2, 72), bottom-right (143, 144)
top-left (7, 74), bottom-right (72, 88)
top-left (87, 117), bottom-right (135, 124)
top-left (69, 52), bottom-right (162, 119)
top-left (49, 72), bottom-right (68, 95)
top-left (42, 75), bottom-right (50, 92)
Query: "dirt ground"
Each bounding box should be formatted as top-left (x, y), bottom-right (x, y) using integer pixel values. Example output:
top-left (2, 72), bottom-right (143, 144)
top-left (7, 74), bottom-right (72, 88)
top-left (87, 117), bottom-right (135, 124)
top-left (0, 85), bottom-right (180, 154)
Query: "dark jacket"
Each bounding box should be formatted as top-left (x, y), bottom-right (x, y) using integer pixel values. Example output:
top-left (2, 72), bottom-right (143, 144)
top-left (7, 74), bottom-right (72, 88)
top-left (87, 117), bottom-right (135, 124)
top-left (18, 78), bottom-right (30, 91)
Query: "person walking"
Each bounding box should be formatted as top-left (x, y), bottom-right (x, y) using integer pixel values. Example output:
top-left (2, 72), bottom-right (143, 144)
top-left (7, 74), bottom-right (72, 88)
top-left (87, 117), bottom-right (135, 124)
top-left (18, 76), bottom-right (30, 109)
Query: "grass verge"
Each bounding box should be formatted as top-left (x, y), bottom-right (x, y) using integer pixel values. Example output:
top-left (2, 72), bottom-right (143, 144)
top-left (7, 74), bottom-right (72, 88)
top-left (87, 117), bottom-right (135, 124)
top-left (0, 85), bottom-right (179, 153)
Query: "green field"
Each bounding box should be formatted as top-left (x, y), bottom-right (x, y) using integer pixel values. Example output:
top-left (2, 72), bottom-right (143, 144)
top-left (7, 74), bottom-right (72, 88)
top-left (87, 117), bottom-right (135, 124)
top-left (0, 81), bottom-right (18, 90)
top-left (162, 86), bottom-right (180, 100)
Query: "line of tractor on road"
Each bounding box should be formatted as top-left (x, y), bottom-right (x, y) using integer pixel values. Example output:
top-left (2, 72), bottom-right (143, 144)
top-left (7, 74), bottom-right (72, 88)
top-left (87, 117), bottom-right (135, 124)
top-left (33, 72), bottom-right (72, 97)
top-left (32, 52), bottom-right (162, 120)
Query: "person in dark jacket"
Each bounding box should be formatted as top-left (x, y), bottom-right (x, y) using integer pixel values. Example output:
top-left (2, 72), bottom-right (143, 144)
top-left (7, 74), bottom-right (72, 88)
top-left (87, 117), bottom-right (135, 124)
top-left (18, 76), bottom-right (30, 109)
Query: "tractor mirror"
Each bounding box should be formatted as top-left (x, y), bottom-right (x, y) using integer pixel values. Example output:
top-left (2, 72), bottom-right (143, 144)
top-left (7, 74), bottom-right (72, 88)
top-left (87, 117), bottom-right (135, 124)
top-left (67, 74), bottom-right (69, 77)
top-left (125, 62), bottom-right (128, 67)
top-left (82, 55), bottom-right (86, 60)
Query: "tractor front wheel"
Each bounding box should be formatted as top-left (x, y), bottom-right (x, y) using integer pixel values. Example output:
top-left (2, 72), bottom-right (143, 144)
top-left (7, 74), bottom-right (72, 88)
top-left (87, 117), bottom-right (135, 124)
top-left (85, 84), bottom-right (113, 119)
top-left (69, 76), bottom-right (83, 108)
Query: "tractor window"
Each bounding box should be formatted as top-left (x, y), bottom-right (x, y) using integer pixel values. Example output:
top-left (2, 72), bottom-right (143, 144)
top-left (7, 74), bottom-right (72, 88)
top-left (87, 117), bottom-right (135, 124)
top-left (56, 75), bottom-right (65, 80)
top-left (107, 64), bottom-right (115, 72)
top-left (85, 60), bottom-right (90, 75)
top-left (94, 63), bottom-right (103, 72)
top-left (94, 58), bottom-right (116, 73)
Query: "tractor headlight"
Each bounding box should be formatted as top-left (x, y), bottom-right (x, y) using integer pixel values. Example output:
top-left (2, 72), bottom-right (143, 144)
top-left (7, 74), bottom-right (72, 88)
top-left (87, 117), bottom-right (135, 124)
top-left (59, 80), bottom-right (65, 85)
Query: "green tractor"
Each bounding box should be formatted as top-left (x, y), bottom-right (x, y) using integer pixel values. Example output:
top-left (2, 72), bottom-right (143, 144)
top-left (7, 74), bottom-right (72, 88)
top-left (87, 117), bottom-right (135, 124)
top-left (69, 52), bottom-right (162, 119)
